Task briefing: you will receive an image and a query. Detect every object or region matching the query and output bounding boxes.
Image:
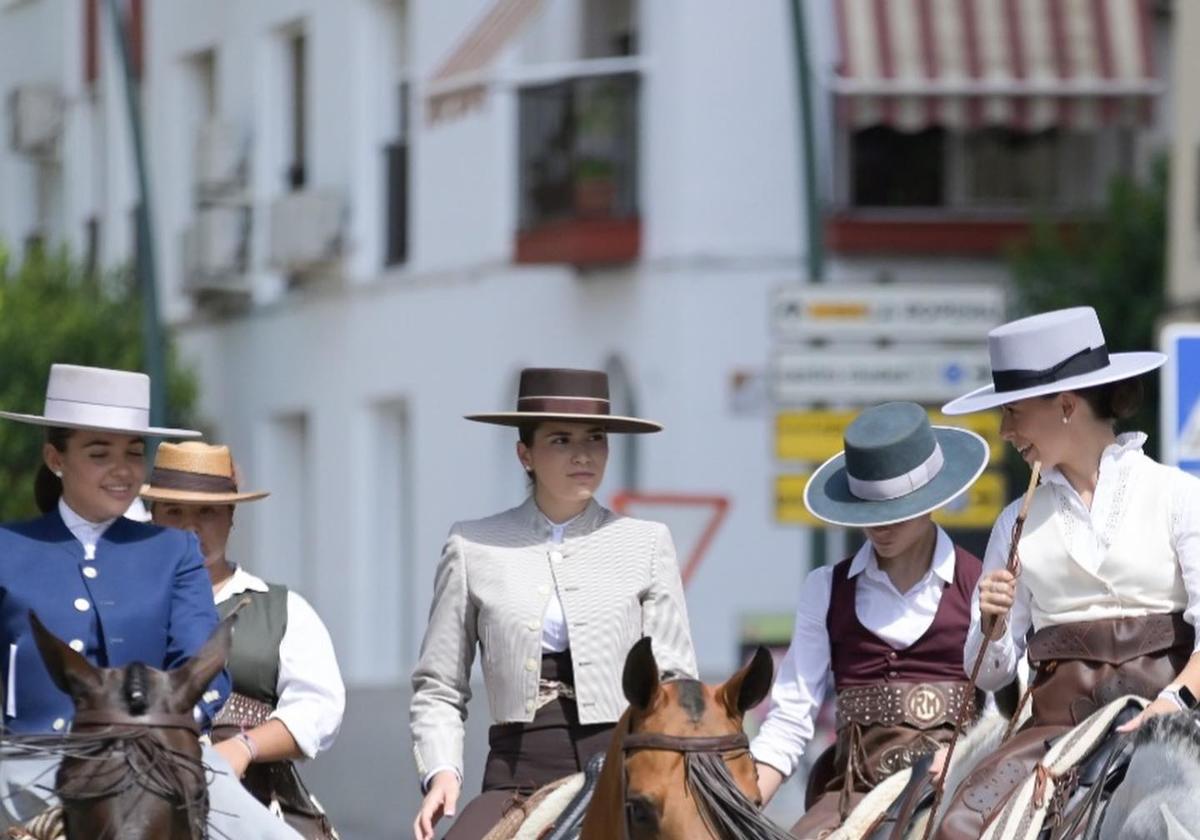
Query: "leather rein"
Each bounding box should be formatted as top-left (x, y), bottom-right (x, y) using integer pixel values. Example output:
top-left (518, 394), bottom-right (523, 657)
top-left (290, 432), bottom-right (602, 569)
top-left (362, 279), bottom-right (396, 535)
top-left (70, 710), bottom-right (201, 735)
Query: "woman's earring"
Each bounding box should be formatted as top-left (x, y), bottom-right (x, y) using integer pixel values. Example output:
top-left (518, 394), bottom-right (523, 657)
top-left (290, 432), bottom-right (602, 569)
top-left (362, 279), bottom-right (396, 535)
top-left (1062, 415), bottom-right (1070, 425)
top-left (53, 470), bottom-right (63, 478)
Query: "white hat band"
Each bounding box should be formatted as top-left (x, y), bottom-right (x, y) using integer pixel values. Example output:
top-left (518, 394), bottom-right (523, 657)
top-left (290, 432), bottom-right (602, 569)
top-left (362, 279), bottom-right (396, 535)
top-left (43, 397), bottom-right (151, 431)
top-left (846, 442), bottom-right (945, 502)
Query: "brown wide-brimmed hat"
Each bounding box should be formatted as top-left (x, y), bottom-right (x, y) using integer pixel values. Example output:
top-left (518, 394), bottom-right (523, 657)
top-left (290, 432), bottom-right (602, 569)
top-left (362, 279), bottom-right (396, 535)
top-left (465, 368), bottom-right (662, 434)
top-left (140, 442), bottom-right (269, 505)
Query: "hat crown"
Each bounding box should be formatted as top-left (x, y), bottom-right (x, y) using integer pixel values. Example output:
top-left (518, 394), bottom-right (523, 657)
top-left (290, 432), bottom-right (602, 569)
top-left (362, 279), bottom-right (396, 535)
top-left (153, 442), bottom-right (234, 479)
top-left (46, 364), bottom-right (150, 412)
top-left (988, 307), bottom-right (1106, 374)
top-left (843, 402), bottom-right (938, 483)
top-left (517, 368), bottom-right (610, 401)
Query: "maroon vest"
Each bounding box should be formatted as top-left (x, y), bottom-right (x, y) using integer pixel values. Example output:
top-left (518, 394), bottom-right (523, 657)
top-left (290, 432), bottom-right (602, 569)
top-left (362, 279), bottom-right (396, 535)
top-left (827, 545), bottom-right (982, 691)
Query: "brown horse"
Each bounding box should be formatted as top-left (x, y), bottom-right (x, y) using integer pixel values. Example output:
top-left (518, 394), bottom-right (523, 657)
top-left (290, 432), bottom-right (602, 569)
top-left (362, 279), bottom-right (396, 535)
top-left (24, 610), bottom-right (232, 840)
top-left (578, 637), bottom-right (794, 840)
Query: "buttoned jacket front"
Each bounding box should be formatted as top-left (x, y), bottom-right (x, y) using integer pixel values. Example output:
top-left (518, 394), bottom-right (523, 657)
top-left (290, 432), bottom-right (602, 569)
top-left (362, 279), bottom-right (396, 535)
top-left (410, 497), bottom-right (697, 780)
top-left (0, 510), bottom-right (230, 733)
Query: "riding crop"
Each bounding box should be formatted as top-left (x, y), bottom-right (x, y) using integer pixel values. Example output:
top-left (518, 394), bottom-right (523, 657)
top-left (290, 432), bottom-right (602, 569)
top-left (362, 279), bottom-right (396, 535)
top-left (920, 460), bottom-right (1042, 840)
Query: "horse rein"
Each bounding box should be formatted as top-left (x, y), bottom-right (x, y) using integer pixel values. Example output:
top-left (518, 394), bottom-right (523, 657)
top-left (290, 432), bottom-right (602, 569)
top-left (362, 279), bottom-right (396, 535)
top-left (618, 726), bottom-right (750, 839)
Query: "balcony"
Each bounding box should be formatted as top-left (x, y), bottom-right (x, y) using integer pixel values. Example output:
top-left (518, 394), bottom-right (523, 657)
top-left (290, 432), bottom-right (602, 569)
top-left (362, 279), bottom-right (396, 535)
top-left (516, 71), bottom-right (640, 266)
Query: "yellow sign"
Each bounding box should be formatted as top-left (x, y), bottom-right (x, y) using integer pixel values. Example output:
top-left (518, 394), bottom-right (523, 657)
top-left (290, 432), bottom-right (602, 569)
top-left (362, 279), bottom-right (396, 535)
top-left (775, 410), bottom-right (1003, 465)
top-left (932, 470), bottom-right (1005, 530)
top-left (775, 469), bottom-right (1006, 530)
top-left (775, 474), bottom-right (822, 526)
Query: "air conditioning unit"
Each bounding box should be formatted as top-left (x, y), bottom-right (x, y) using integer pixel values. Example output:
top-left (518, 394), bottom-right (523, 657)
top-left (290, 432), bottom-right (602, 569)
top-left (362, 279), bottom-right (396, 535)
top-left (269, 189), bottom-right (344, 273)
top-left (181, 206), bottom-right (250, 293)
top-left (9, 85), bottom-right (64, 156)
top-left (194, 120), bottom-right (246, 197)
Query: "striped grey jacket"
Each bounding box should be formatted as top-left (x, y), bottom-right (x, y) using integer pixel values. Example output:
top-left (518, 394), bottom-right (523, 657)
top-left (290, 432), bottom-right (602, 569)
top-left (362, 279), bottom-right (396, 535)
top-left (409, 496), bottom-right (697, 781)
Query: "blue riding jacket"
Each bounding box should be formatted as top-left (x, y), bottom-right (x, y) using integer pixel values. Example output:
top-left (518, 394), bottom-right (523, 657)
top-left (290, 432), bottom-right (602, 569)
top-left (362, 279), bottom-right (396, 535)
top-left (0, 508), bottom-right (230, 733)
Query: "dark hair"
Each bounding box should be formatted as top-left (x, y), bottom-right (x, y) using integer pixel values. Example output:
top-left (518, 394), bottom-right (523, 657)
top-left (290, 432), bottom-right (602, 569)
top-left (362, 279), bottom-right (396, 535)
top-left (1069, 378), bottom-right (1144, 423)
top-left (518, 423), bottom-right (540, 487)
top-left (34, 426), bottom-right (73, 514)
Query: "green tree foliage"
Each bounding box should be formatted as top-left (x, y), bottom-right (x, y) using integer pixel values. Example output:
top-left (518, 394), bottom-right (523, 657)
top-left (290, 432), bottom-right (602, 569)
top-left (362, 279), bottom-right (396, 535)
top-left (0, 244), bottom-right (198, 521)
top-left (1008, 156), bottom-right (1167, 459)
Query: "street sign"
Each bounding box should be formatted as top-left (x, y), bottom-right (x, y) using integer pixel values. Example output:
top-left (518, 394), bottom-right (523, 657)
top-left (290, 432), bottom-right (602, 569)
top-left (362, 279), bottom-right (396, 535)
top-left (1160, 323), bottom-right (1200, 474)
top-left (775, 470), bottom-right (1005, 529)
top-left (771, 347), bottom-right (992, 404)
top-left (775, 409), bottom-right (1003, 464)
top-left (772, 285), bottom-right (1005, 341)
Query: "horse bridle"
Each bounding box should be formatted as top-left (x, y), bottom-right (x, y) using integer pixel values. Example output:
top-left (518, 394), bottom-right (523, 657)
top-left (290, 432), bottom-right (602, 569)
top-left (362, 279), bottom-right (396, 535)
top-left (617, 726), bottom-right (750, 839)
top-left (71, 710), bottom-right (201, 735)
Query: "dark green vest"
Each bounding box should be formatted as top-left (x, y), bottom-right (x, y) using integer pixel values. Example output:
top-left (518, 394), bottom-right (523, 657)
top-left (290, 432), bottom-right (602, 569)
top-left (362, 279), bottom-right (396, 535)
top-left (217, 583), bottom-right (289, 706)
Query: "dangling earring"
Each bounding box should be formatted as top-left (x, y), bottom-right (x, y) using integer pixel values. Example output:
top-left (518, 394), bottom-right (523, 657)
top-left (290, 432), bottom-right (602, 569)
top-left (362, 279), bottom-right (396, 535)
top-left (1061, 415), bottom-right (1070, 425)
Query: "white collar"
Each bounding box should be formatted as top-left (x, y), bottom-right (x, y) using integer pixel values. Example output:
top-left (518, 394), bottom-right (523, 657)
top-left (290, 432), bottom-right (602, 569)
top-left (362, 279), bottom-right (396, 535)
top-left (847, 525), bottom-right (956, 586)
top-left (541, 509), bottom-right (584, 530)
top-left (58, 497), bottom-right (117, 540)
top-left (213, 566), bottom-right (270, 605)
top-left (1040, 431), bottom-right (1147, 490)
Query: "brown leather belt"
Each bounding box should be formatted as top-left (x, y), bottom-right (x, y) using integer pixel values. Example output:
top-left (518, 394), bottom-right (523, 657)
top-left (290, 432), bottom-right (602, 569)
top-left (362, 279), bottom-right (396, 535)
top-left (1026, 612), bottom-right (1193, 667)
top-left (835, 681), bottom-right (973, 730)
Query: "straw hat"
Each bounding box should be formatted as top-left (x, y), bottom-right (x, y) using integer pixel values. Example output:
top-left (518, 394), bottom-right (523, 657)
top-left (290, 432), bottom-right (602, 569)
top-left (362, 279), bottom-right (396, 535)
top-left (804, 402), bottom-right (989, 528)
top-left (140, 442), bottom-right (268, 505)
top-left (942, 306), bottom-right (1165, 415)
top-left (0, 364), bottom-right (200, 437)
top-left (465, 368), bottom-right (661, 433)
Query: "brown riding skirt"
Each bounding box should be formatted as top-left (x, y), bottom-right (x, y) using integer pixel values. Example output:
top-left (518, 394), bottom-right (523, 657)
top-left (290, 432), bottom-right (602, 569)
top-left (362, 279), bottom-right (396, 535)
top-left (930, 613), bottom-right (1193, 840)
top-left (442, 652), bottom-right (614, 840)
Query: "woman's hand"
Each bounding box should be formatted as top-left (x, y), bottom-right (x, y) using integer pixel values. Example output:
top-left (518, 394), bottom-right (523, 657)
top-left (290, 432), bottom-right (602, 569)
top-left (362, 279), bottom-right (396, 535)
top-left (212, 738), bottom-right (252, 779)
top-left (1116, 696), bottom-right (1181, 733)
top-left (413, 770), bottom-right (461, 840)
top-left (978, 570), bottom-right (1016, 639)
top-left (927, 745), bottom-right (949, 781)
top-left (754, 761), bottom-right (784, 807)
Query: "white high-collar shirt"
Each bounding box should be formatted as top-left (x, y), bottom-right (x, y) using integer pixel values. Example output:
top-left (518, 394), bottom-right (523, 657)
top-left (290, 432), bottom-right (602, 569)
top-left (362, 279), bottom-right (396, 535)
top-left (214, 567), bottom-right (345, 758)
top-left (966, 433), bottom-right (1200, 691)
top-left (58, 498), bottom-right (116, 560)
top-left (540, 511), bottom-right (579, 653)
top-left (750, 527), bottom-right (959, 778)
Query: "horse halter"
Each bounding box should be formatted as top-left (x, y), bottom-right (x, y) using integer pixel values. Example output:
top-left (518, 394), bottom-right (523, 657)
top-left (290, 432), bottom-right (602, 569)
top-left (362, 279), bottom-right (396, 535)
top-left (617, 726), bottom-right (751, 840)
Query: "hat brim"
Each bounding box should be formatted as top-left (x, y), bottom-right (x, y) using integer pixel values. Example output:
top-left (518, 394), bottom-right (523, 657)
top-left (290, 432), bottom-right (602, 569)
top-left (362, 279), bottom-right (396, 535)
top-left (140, 485), bottom-right (270, 505)
top-left (941, 352), bottom-right (1166, 415)
top-left (0, 411), bottom-right (202, 438)
top-left (464, 412), bottom-right (662, 434)
top-left (803, 427), bottom-right (990, 528)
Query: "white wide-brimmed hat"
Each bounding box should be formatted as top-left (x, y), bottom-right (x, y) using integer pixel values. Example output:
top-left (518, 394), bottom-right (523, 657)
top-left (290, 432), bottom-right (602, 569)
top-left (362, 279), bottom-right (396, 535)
top-left (941, 307), bottom-right (1165, 415)
top-left (0, 364), bottom-right (201, 438)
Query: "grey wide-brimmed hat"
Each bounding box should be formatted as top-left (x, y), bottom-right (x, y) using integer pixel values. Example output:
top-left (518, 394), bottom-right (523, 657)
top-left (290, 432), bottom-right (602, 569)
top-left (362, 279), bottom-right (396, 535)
top-left (0, 364), bottom-right (201, 438)
top-left (466, 367), bottom-right (662, 434)
top-left (805, 402), bottom-right (989, 528)
top-left (942, 306), bottom-right (1165, 415)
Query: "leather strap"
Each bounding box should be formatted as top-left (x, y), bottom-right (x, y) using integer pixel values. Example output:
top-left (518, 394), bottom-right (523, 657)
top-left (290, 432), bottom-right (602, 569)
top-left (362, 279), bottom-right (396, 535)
top-left (622, 732), bottom-right (748, 754)
top-left (71, 710), bottom-right (200, 734)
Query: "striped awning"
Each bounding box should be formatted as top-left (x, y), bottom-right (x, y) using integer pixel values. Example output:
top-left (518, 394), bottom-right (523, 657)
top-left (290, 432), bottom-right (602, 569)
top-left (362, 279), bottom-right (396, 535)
top-left (833, 0), bottom-right (1161, 131)
top-left (426, 0), bottom-right (545, 122)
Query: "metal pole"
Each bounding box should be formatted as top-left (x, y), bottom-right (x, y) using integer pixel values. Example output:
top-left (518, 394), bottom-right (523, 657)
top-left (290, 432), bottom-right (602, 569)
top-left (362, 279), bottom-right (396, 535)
top-left (105, 0), bottom-right (168, 431)
top-left (789, 0), bottom-right (828, 570)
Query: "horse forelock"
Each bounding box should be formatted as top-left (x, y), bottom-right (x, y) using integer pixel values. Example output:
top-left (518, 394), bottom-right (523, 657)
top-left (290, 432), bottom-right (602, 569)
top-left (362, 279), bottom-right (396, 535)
top-left (123, 662), bottom-right (149, 715)
top-left (672, 680), bottom-right (707, 725)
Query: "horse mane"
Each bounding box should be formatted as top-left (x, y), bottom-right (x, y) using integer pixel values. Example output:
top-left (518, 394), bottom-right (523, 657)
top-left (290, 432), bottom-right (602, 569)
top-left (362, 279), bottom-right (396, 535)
top-left (1132, 709), bottom-right (1200, 756)
top-left (578, 708), bottom-right (632, 838)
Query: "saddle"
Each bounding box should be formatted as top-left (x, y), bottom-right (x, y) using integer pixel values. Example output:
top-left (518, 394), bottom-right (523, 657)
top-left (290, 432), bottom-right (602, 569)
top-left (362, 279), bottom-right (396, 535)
top-left (544, 752), bottom-right (605, 840)
top-left (481, 752), bottom-right (606, 840)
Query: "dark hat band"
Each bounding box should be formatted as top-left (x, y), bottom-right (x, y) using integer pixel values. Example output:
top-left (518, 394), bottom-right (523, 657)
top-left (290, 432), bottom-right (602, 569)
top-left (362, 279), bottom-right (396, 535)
top-left (992, 344), bottom-right (1110, 393)
top-left (516, 396), bottom-right (611, 415)
top-left (148, 467), bottom-right (237, 494)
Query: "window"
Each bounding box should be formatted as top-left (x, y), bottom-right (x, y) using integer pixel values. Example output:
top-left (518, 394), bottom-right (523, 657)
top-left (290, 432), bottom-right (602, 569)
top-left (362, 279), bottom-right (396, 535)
top-left (518, 72), bottom-right (639, 230)
top-left (285, 30), bottom-right (307, 190)
top-left (847, 127), bottom-right (1104, 211)
top-left (384, 83), bottom-right (409, 266)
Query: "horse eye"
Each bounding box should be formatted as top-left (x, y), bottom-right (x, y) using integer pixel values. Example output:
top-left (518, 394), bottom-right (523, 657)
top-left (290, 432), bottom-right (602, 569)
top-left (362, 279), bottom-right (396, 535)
top-left (626, 795), bottom-right (659, 827)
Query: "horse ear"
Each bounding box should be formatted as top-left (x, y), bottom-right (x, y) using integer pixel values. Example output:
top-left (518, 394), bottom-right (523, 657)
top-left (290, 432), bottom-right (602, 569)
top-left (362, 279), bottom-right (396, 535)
top-left (168, 612), bottom-right (235, 710)
top-left (28, 610), bottom-right (101, 699)
top-left (719, 646), bottom-right (774, 717)
top-left (623, 636), bottom-right (660, 711)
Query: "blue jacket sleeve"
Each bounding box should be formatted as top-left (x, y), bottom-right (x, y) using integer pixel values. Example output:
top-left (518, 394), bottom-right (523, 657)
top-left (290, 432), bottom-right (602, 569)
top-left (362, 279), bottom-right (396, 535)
top-left (165, 531), bottom-right (230, 727)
